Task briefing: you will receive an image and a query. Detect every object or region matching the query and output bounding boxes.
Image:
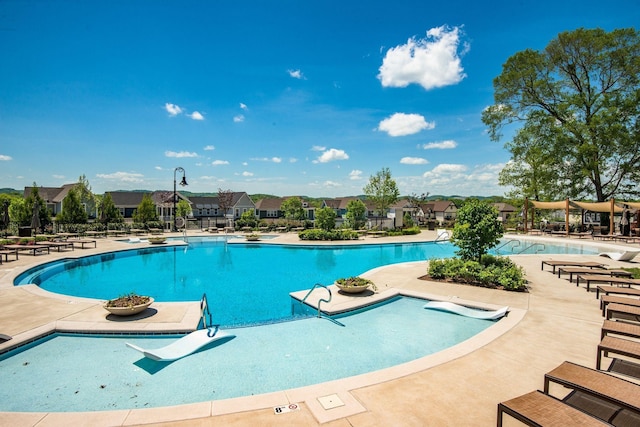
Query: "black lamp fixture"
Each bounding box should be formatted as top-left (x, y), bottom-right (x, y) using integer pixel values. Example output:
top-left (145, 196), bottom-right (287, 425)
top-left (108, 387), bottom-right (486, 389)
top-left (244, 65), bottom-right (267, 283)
top-left (173, 167), bottom-right (188, 231)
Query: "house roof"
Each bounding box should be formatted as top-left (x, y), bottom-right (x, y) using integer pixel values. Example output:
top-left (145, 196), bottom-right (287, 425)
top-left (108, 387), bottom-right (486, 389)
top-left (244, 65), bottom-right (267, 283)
top-left (255, 197), bottom-right (284, 210)
top-left (493, 203), bottom-right (516, 212)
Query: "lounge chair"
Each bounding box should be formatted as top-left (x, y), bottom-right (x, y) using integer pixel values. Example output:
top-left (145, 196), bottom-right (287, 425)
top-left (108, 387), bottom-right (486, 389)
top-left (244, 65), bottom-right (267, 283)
top-left (599, 250), bottom-right (640, 262)
top-left (576, 274), bottom-right (640, 292)
top-left (497, 390), bottom-right (609, 426)
top-left (605, 303), bottom-right (640, 322)
top-left (541, 260), bottom-right (605, 273)
top-left (607, 358), bottom-right (640, 380)
top-left (601, 319), bottom-right (640, 340)
top-left (596, 285), bottom-right (640, 299)
top-left (0, 333), bottom-right (11, 342)
top-left (543, 362), bottom-right (640, 425)
top-left (556, 266), bottom-right (632, 282)
top-left (600, 295), bottom-right (640, 316)
top-left (597, 335), bottom-right (640, 370)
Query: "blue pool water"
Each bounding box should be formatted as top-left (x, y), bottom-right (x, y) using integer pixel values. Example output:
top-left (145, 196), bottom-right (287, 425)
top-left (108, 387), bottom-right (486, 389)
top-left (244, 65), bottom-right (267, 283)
top-left (15, 238), bottom-right (598, 326)
top-left (0, 296), bottom-right (494, 412)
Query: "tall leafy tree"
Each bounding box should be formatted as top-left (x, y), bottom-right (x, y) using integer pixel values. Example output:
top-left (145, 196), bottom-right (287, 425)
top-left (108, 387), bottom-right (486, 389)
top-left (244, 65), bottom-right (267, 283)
top-left (217, 188), bottom-right (234, 221)
top-left (451, 199), bottom-right (503, 262)
top-left (132, 194), bottom-right (158, 224)
top-left (482, 27), bottom-right (640, 201)
top-left (58, 187), bottom-right (88, 224)
top-left (99, 192), bottom-right (123, 224)
top-left (344, 199), bottom-right (367, 229)
top-left (281, 196), bottom-right (306, 221)
top-left (315, 206), bottom-right (336, 231)
top-left (75, 174), bottom-right (97, 218)
top-left (363, 167), bottom-right (399, 218)
top-left (23, 185), bottom-right (51, 228)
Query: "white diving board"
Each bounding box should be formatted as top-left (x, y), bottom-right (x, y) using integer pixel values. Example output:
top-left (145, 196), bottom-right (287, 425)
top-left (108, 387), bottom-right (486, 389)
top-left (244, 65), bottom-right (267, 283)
top-left (126, 327), bottom-right (234, 362)
top-left (423, 301), bottom-right (508, 320)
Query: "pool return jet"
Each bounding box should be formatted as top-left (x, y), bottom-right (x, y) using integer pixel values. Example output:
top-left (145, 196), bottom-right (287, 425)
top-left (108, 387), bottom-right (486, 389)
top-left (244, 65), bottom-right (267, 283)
top-left (125, 293), bottom-right (235, 362)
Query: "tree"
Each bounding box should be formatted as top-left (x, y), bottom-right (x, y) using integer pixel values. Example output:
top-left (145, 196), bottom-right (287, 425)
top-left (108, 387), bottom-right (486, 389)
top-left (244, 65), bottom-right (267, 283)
top-left (363, 168), bottom-right (399, 219)
top-left (451, 199), bottom-right (503, 262)
top-left (176, 199), bottom-right (192, 219)
top-left (482, 27), bottom-right (640, 201)
top-left (217, 188), bottom-right (234, 225)
top-left (132, 194), bottom-right (158, 224)
top-left (344, 199), bottom-right (367, 229)
top-left (315, 206), bottom-right (336, 231)
top-left (22, 185), bottom-right (51, 228)
top-left (99, 193), bottom-right (123, 224)
top-left (75, 174), bottom-right (97, 218)
top-left (57, 187), bottom-right (88, 224)
top-left (281, 196), bottom-right (306, 222)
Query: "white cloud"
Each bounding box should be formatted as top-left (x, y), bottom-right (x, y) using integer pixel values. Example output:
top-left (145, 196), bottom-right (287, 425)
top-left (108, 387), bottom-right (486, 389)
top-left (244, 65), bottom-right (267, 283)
top-left (242, 171), bottom-right (254, 177)
top-left (323, 180), bottom-right (342, 188)
top-left (400, 157), bottom-right (428, 165)
top-left (316, 148), bottom-right (349, 163)
top-left (96, 171), bottom-right (144, 183)
top-left (240, 103), bottom-right (248, 110)
top-left (165, 150), bottom-right (198, 158)
top-left (289, 158), bottom-right (298, 163)
top-left (378, 113), bottom-right (435, 136)
top-left (311, 145), bottom-right (326, 151)
top-left (288, 69), bottom-right (305, 79)
top-left (349, 170), bottom-right (363, 180)
top-left (422, 140), bottom-right (457, 150)
top-left (165, 103), bottom-right (183, 116)
top-left (212, 160), bottom-right (229, 166)
top-left (251, 157), bottom-right (282, 163)
top-left (0, 154), bottom-right (12, 161)
top-left (203, 145), bottom-right (215, 151)
top-left (378, 25), bottom-right (468, 90)
top-left (233, 114), bottom-right (245, 123)
top-left (52, 174), bottom-right (65, 179)
top-left (189, 111), bottom-right (204, 120)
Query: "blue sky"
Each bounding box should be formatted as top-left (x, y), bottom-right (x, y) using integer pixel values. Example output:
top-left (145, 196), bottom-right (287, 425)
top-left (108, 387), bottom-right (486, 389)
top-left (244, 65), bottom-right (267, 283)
top-left (1, 0), bottom-right (638, 198)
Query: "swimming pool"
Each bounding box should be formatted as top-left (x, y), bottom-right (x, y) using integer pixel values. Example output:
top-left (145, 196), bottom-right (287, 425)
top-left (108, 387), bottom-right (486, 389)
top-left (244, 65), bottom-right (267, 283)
top-left (0, 296), bottom-right (495, 412)
top-left (15, 238), bottom-right (599, 326)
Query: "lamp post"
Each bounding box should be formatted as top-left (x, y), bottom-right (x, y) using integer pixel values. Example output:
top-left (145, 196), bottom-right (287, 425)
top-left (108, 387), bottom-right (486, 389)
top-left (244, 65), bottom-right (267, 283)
top-left (173, 167), bottom-right (188, 231)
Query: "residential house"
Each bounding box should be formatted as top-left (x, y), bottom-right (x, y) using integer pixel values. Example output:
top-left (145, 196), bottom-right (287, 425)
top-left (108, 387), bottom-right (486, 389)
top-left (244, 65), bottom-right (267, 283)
top-left (493, 202), bottom-right (517, 224)
top-left (420, 200), bottom-right (458, 225)
top-left (24, 184), bottom-right (96, 218)
top-left (107, 191), bottom-right (191, 227)
top-left (255, 196), bottom-right (314, 222)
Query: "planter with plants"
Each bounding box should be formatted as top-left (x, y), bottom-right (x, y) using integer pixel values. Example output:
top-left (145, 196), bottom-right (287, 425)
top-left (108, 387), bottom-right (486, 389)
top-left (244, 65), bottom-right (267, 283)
top-left (103, 293), bottom-right (154, 316)
top-left (334, 276), bottom-right (377, 293)
top-left (244, 233), bottom-right (261, 241)
top-left (147, 236), bottom-right (167, 244)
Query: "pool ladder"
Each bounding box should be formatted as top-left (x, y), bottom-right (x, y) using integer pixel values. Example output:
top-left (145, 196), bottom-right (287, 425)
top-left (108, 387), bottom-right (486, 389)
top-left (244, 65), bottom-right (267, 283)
top-left (200, 293), bottom-right (213, 329)
top-left (494, 239), bottom-right (546, 254)
top-left (300, 284), bottom-right (344, 327)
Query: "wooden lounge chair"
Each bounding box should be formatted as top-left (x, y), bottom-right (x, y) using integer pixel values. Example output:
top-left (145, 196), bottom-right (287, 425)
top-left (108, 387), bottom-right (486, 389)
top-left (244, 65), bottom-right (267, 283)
top-left (576, 275), bottom-right (640, 292)
top-left (556, 266), bottom-right (632, 283)
top-left (36, 241), bottom-right (74, 252)
top-left (599, 250), bottom-right (640, 262)
top-left (605, 303), bottom-right (640, 322)
top-left (601, 320), bottom-right (640, 339)
top-left (2, 244), bottom-right (49, 256)
top-left (544, 361), bottom-right (640, 413)
top-left (0, 249), bottom-right (19, 263)
top-left (73, 239), bottom-right (97, 249)
top-left (600, 295), bottom-right (640, 316)
top-left (596, 285), bottom-right (640, 299)
top-left (497, 390), bottom-right (609, 426)
top-left (597, 335), bottom-right (640, 370)
top-left (541, 260), bottom-right (606, 273)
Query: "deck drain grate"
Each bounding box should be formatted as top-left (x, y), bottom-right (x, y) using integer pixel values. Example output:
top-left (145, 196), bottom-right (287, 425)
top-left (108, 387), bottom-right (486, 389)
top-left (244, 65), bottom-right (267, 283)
top-left (318, 394), bottom-right (345, 410)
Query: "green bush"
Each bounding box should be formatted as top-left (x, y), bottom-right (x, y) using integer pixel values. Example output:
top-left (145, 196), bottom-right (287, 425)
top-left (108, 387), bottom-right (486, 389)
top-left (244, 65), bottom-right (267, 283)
top-left (427, 256), bottom-right (527, 291)
top-left (298, 229), bottom-right (360, 241)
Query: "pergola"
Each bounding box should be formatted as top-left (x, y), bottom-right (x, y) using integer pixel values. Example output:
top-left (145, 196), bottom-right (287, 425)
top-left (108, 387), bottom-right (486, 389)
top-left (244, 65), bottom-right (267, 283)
top-left (523, 198), bottom-right (634, 235)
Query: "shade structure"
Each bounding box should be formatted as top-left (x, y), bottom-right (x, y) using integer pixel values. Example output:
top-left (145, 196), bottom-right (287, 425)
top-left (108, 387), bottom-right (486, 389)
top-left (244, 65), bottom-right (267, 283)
top-left (525, 198), bottom-right (626, 234)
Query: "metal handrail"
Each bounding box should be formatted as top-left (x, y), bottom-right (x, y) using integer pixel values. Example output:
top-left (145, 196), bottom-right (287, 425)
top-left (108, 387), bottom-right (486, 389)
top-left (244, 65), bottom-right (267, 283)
top-left (200, 293), bottom-right (213, 329)
top-left (495, 239), bottom-right (521, 252)
top-left (301, 283), bottom-right (332, 317)
top-left (516, 243), bottom-right (546, 254)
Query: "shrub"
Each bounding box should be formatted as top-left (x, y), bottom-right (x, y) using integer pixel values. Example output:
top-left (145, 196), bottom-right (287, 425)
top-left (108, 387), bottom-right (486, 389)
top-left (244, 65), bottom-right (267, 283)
top-left (298, 229), bottom-right (360, 241)
top-left (427, 256), bottom-right (526, 291)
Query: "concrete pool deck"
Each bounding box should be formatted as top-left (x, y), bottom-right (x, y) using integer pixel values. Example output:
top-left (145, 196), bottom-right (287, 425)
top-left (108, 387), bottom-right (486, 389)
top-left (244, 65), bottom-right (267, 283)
top-left (0, 231), bottom-right (639, 426)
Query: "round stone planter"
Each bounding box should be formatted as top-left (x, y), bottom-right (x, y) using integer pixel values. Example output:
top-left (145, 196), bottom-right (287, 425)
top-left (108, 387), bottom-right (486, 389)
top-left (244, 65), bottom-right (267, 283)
top-left (335, 283), bottom-right (370, 294)
top-left (148, 237), bottom-right (166, 244)
top-left (104, 297), bottom-right (154, 316)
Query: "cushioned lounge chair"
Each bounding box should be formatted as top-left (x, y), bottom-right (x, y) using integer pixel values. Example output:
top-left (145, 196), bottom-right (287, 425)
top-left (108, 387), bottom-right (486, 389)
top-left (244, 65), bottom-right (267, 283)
top-left (599, 250), bottom-right (640, 262)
